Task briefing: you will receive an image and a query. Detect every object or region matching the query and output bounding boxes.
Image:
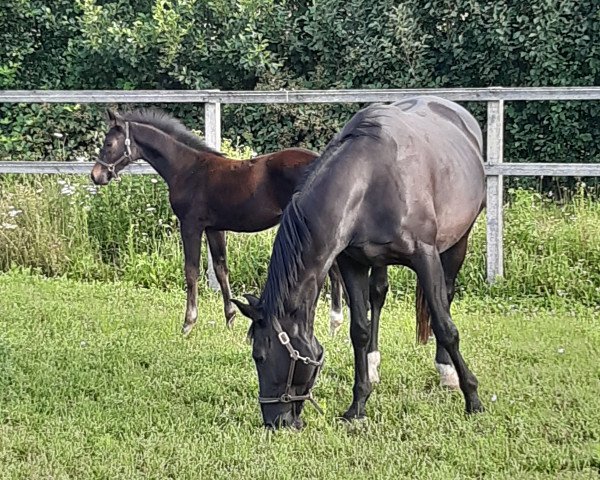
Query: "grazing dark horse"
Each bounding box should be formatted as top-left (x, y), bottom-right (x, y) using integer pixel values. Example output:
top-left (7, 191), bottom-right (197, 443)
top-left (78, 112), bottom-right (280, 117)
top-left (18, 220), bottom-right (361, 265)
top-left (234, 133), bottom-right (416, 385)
top-left (90, 109), bottom-right (346, 335)
top-left (233, 96), bottom-right (486, 428)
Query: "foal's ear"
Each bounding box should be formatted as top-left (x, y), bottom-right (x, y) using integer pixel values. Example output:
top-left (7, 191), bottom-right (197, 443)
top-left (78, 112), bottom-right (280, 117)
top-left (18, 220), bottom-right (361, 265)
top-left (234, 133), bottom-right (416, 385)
top-left (105, 108), bottom-right (123, 126)
top-left (232, 297), bottom-right (262, 321)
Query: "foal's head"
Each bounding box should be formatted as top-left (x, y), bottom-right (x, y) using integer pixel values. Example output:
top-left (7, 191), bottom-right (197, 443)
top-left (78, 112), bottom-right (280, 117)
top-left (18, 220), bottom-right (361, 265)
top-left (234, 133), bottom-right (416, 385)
top-left (91, 109), bottom-right (142, 185)
top-left (233, 294), bottom-right (324, 430)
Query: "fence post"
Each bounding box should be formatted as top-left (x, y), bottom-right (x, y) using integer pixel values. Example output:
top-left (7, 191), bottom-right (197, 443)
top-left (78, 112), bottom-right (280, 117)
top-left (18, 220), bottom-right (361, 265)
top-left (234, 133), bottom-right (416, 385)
top-left (486, 100), bottom-right (504, 283)
top-left (204, 100), bottom-right (222, 291)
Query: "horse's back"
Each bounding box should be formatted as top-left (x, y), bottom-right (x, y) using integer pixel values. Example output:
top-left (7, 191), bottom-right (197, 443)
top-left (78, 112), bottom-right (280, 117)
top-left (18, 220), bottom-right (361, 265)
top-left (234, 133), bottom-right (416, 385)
top-left (391, 96), bottom-right (483, 154)
top-left (317, 97), bottom-right (486, 254)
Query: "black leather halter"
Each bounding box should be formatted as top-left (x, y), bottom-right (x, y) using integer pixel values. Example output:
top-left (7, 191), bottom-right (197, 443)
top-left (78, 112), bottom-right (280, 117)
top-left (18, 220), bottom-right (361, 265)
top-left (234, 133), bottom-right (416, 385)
top-left (258, 317), bottom-right (324, 414)
top-left (96, 122), bottom-right (133, 178)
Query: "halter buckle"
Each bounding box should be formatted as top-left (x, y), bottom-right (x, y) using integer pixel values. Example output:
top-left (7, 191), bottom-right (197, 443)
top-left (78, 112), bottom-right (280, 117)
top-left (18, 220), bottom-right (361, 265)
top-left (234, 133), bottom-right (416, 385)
top-left (278, 332), bottom-right (290, 345)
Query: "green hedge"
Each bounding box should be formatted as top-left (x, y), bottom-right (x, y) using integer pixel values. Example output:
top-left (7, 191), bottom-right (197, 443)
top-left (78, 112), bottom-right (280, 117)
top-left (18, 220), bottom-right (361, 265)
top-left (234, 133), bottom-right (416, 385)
top-left (1, 1), bottom-right (599, 189)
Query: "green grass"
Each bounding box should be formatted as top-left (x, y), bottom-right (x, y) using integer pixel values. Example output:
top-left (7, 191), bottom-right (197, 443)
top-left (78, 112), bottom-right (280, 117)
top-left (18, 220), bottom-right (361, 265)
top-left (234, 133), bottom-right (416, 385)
top-left (0, 271), bottom-right (599, 479)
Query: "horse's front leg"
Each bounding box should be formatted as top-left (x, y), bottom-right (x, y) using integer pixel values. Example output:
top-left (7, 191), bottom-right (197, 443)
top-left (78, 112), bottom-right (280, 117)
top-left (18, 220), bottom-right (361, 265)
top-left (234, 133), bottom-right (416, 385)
top-left (337, 253), bottom-right (371, 421)
top-left (205, 229), bottom-right (236, 328)
top-left (181, 221), bottom-right (203, 336)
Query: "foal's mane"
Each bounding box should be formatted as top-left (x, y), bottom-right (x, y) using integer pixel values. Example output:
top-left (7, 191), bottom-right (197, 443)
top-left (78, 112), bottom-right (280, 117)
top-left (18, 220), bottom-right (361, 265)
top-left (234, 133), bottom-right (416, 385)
top-left (123, 109), bottom-right (223, 156)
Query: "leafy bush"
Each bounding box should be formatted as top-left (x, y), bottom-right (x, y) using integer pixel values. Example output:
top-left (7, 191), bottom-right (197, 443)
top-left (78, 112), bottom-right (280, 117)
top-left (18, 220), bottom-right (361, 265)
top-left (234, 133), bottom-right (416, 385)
top-left (0, 0), bottom-right (598, 191)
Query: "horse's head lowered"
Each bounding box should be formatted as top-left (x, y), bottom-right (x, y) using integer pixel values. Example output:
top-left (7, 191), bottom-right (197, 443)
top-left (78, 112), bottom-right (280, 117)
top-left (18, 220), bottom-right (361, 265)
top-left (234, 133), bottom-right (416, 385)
top-left (91, 109), bottom-right (141, 185)
top-left (233, 294), bottom-right (324, 429)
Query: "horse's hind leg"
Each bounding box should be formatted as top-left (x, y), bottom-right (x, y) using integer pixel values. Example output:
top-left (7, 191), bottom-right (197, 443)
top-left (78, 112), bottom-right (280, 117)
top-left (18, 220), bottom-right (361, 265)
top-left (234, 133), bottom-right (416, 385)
top-left (367, 266), bottom-right (388, 384)
top-left (337, 252), bottom-right (372, 421)
top-left (206, 229), bottom-right (236, 328)
top-left (414, 243), bottom-right (483, 414)
top-left (435, 233), bottom-right (470, 389)
top-left (328, 262), bottom-right (345, 336)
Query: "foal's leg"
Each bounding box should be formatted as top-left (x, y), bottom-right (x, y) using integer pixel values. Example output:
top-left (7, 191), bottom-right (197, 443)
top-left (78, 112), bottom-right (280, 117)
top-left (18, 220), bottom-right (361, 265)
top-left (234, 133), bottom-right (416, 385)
top-left (367, 266), bottom-right (388, 384)
top-left (181, 221), bottom-right (203, 336)
top-left (435, 234), bottom-right (470, 389)
top-left (337, 253), bottom-right (372, 421)
top-left (328, 262), bottom-right (345, 336)
top-left (205, 229), bottom-right (236, 328)
top-left (414, 243), bottom-right (483, 413)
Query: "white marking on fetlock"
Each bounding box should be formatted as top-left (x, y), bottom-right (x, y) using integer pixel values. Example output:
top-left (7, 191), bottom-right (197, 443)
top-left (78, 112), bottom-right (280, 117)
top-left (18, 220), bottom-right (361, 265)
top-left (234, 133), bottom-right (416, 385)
top-left (435, 362), bottom-right (460, 390)
top-left (368, 351), bottom-right (381, 384)
top-left (329, 308), bottom-right (343, 336)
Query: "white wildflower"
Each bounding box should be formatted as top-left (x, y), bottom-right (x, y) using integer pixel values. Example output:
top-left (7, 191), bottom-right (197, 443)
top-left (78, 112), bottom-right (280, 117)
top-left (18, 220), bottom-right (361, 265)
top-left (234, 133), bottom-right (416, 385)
top-left (557, 347), bottom-right (565, 354)
top-left (61, 185), bottom-right (76, 196)
top-left (8, 209), bottom-right (22, 217)
top-left (146, 207), bottom-right (156, 213)
top-left (1, 223), bottom-right (17, 230)
top-left (491, 394), bottom-right (497, 402)
top-left (150, 178), bottom-right (158, 184)
top-left (57, 179), bottom-right (66, 186)
top-left (53, 132), bottom-right (64, 138)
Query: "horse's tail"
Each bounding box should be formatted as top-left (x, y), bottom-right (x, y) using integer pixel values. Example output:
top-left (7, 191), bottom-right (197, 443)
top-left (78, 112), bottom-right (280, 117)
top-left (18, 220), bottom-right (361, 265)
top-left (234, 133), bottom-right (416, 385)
top-left (415, 281), bottom-right (432, 344)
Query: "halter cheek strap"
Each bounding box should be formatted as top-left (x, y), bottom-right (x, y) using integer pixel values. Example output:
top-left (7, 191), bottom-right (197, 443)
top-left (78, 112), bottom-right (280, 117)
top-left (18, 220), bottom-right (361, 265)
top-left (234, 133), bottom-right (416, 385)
top-left (96, 122), bottom-right (133, 179)
top-left (258, 317), bottom-right (325, 415)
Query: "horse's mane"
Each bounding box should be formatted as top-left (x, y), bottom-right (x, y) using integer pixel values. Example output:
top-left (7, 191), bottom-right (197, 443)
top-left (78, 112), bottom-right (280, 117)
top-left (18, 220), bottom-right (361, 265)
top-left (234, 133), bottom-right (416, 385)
top-left (260, 198), bottom-right (312, 323)
top-left (295, 108), bottom-right (382, 194)
top-left (257, 108), bottom-right (384, 325)
top-left (122, 108), bottom-right (223, 156)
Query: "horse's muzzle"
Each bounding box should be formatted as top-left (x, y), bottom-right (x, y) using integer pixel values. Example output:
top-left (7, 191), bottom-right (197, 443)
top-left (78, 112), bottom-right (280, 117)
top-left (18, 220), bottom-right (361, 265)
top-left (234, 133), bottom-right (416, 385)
top-left (90, 163), bottom-right (110, 185)
top-left (264, 410), bottom-right (304, 430)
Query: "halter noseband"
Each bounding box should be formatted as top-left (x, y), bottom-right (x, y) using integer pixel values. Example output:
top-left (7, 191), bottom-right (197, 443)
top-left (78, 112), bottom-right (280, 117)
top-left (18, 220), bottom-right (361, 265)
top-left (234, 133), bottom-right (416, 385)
top-left (96, 122), bottom-right (133, 179)
top-left (258, 317), bottom-right (325, 415)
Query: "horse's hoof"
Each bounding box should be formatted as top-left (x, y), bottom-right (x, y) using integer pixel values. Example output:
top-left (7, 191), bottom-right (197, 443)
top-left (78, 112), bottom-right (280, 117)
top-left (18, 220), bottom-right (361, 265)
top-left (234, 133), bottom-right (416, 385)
top-left (341, 408), bottom-right (367, 422)
top-left (182, 322), bottom-right (196, 337)
top-left (466, 400), bottom-right (485, 414)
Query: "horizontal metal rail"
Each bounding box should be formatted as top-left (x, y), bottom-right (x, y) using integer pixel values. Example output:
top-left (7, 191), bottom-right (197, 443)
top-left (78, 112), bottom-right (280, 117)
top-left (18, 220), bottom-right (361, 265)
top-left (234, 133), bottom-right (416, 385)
top-left (2, 161), bottom-right (600, 177)
top-left (1, 86), bottom-right (599, 104)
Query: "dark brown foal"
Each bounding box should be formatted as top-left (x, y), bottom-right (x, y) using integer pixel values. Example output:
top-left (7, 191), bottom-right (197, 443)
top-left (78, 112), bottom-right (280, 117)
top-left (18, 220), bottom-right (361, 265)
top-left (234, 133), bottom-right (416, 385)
top-left (91, 108), bottom-right (345, 335)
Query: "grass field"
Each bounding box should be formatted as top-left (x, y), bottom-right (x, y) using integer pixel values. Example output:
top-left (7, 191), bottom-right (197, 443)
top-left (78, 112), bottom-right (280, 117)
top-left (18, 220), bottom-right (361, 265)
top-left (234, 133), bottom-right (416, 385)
top-left (0, 271), bottom-right (599, 479)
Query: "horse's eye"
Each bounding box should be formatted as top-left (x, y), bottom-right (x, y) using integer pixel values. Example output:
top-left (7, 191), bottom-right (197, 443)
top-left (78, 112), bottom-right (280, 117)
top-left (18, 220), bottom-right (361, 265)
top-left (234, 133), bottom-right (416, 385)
top-left (252, 351), bottom-right (266, 364)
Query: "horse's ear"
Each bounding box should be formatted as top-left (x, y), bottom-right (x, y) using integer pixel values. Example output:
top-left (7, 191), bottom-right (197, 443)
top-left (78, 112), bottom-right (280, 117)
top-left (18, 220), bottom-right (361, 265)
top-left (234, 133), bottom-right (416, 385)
top-left (106, 109), bottom-right (123, 126)
top-left (232, 298), bottom-right (262, 321)
top-left (243, 293), bottom-right (260, 307)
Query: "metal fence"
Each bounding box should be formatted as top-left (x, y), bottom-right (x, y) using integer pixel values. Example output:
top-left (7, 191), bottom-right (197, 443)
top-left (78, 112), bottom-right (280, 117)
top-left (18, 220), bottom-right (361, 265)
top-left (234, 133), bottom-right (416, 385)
top-left (2, 87), bottom-right (600, 284)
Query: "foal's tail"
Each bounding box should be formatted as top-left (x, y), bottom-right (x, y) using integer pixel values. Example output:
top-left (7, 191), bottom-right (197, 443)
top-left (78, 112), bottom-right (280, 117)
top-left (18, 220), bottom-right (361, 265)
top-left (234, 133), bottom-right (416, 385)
top-left (415, 282), bottom-right (432, 344)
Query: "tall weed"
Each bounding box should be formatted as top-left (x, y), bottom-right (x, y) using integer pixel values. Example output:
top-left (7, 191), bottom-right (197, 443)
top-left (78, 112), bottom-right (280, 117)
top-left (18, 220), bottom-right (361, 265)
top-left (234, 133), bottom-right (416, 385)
top-left (1, 173), bottom-right (599, 305)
